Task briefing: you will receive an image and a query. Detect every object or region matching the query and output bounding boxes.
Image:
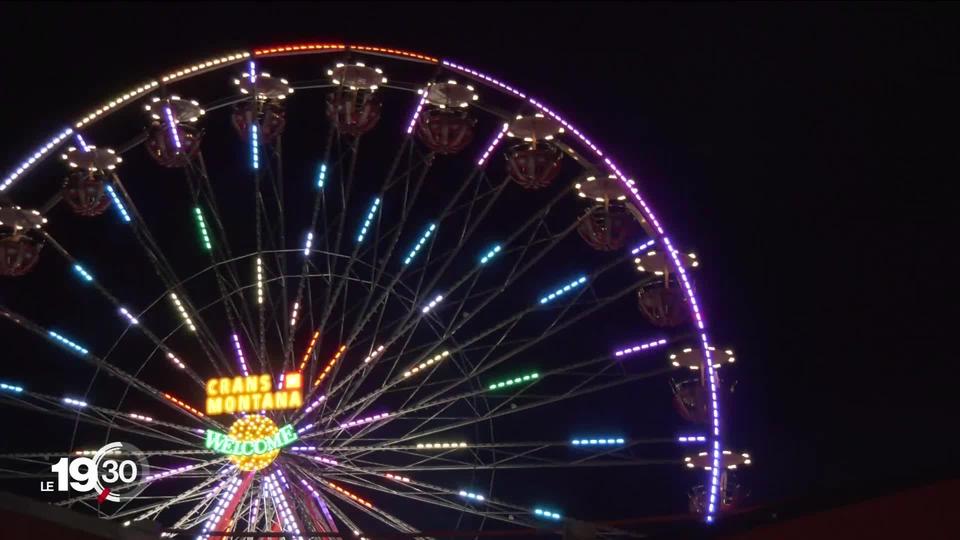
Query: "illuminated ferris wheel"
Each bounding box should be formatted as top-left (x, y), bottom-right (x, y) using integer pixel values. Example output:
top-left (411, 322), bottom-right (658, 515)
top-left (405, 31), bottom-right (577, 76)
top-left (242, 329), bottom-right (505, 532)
top-left (0, 42), bottom-right (750, 537)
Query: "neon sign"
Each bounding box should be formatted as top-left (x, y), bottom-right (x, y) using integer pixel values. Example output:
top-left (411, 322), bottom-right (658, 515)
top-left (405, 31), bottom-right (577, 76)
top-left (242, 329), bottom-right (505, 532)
top-left (205, 424), bottom-right (297, 456)
top-left (205, 372), bottom-right (303, 415)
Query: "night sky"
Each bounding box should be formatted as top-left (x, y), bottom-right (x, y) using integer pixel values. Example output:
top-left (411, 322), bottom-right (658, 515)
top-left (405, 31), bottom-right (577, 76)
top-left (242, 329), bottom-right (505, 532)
top-left (0, 1), bottom-right (955, 530)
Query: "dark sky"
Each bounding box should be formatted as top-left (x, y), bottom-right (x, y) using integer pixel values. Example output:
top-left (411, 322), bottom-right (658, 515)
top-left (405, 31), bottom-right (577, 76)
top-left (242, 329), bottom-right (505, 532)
top-left (0, 0), bottom-right (955, 526)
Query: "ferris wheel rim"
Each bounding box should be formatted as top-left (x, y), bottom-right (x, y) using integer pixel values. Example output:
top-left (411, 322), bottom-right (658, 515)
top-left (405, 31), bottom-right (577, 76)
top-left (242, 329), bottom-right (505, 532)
top-left (0, 41), bottom-right (728, 527)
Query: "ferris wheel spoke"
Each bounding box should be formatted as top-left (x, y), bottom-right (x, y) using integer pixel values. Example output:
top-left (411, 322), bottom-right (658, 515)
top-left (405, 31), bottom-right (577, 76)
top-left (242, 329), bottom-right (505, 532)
top-left (329, 355), bottom-right (670, 454)
top-left (37, 233), bottom-right (208, 388)
top-left (190, 155), bottom-right (264, 368)
top-left (328, 170), bottom-right (503, 411)
top-left (337, 148), bottom-right (439, 363)
top-left (332, 184), bottom-right (587, 415)
top-left (313, 464), bottom-right (544, 532)
top-left (181, 162), bottom-right (263, 376)
top-left (315, 253), bottom-right (630, 436)
top-left (167, 467), bottom-right (240, 531)
top-left (108, 174), bottom-right (233, 374)
top-left (14, 390), bottom-right (199, 446)
top-left (0, 303), bottom-right (228, 431)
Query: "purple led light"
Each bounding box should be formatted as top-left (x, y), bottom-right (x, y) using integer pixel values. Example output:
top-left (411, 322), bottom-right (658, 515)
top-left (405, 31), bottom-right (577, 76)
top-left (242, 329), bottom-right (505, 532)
top-left (163, 105), bottom-right (182, 150)
top-left (75, 134), bottom-right (90, 152)
top-left (249, 60), bottom-right (257, 83)
top-left (441, 61), bottom-right (526, 98)
top-left (266, 473), bottom-right (303, 539)
top-left (199, 475), bottom-right (243, 539)
top-left (231, 334), bottom-right (249, 376)
top-left (477, 123), bottom-right (508, 166)
top-left (442, 57), bottom-right (723, 523)
top-left (303, 394), bottom-right (326, 414)
top-left (613, 338), bottom-right (667, 358)
top-left (405, 93), bottom-right (428, 134)
top-left (144, 462), bottom-right (202, 482)
top-left (678, 435), bottom-right (707, 443)
top-left (630, 239), bottom-right (657, 255)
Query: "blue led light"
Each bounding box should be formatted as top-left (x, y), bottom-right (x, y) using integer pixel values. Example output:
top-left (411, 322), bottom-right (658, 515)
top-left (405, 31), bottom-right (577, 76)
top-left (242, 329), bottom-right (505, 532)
top-left (571, 437), bottom-right (625, 446)
top-left (0, 381), bottom-right (24, 393)
top-left (62, 397), bottom-right (88, 408)
top-left (303, 232), bottom-right (314, 256)
top-left (104, 184), bottom-right (131, 223)
top-left (48, 330), bottom-right (90, 356)
top-left (251, 124), bottom-right (260, 170)
top-left (533, 508), bottom-right (561, 520)
top-left (538, 275), bottom-right (587, 304)
top-left (1, 127), bottom-right (73, 192)
top-left (72, 264), bottom-right (94, 283)
top-left (317, 163), bottom-right (327, 189)
top-left (357, 198), bottom-right (381, 243)
top-left (479, 244), bottom-right (502, 265)
top-left (403, 223), bottom-right (436, 265)
top-left (458, 490), bottom-right (486, 502)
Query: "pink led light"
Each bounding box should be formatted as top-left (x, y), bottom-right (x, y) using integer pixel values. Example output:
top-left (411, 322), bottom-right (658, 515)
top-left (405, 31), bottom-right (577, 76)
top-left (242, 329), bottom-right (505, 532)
top-left (341, 412), bottom-right (390, 429)
top-left (442, 57), bottom-right (723, 523)
top-left (406, 93), bottom-right (428, 134)
top-left (310, 455), bottom-right (339, 466)
top-left (231, 334), bottom-right (249, 376)
top-left (477, 123), bottom-right (508, 166)
top-left (613, 338), bottom-right (668, 357)
top-left (163, 105), bottom-right (182, 150)
top-left (385, 473), bottom-right (411, 483)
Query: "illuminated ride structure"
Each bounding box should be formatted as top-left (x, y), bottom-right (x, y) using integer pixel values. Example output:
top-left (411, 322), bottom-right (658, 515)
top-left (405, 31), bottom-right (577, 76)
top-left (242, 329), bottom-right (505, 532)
top-left (0, 43), bottom-right (749, 537)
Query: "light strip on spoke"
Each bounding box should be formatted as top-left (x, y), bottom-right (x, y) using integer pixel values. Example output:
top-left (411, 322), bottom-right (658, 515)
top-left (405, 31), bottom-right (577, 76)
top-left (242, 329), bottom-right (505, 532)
top-left (169, 293), bottom-right (197, 332)
top-left (104, 184), bottom-right (132, 223)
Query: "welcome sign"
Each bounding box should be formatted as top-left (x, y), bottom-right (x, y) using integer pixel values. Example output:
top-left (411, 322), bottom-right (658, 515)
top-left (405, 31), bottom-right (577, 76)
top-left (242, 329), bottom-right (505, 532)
top-left (205, 424), bottom-right (298, 456)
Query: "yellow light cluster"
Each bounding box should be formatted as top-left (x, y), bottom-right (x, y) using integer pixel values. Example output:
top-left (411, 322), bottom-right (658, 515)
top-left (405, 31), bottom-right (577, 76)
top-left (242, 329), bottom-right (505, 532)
top-left (227, 415), bottom-right (280, 471)
top-left (160, 52), bottom-right (250, 83)
top-left (403, 350), bottom-right (449, 378)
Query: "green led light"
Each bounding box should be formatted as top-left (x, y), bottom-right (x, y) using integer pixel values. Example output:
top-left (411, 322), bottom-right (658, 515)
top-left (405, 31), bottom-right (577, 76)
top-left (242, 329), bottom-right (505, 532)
top-left (487, 372), bottom-right (538, 391)
top-left (193, 206), bottom-right (213, 251)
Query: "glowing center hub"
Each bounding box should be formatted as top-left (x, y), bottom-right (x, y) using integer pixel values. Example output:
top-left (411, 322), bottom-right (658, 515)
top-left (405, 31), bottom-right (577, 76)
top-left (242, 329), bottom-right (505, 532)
top-left (206, 415), bottom-right (298, 471)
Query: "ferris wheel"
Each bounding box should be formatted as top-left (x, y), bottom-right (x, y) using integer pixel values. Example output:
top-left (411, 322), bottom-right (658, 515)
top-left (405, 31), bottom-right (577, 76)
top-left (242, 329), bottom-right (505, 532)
top-left (0, 42), bottom-right (750, 537)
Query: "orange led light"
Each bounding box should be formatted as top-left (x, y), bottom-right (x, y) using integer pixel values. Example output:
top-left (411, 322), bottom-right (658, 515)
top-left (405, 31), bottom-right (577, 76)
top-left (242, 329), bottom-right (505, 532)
top-left (163, 392), bottom-right (204, 417)
top-left (325, 481), bottom-right (374, 508)
top-left (299, 330), bottom-right (321, 372)
top-left (349, 45), bottom-right (438, 63)
top-left (313, 345), bottom-right (346, 387)
top-left (253, 44), bottom-right (346, 56)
